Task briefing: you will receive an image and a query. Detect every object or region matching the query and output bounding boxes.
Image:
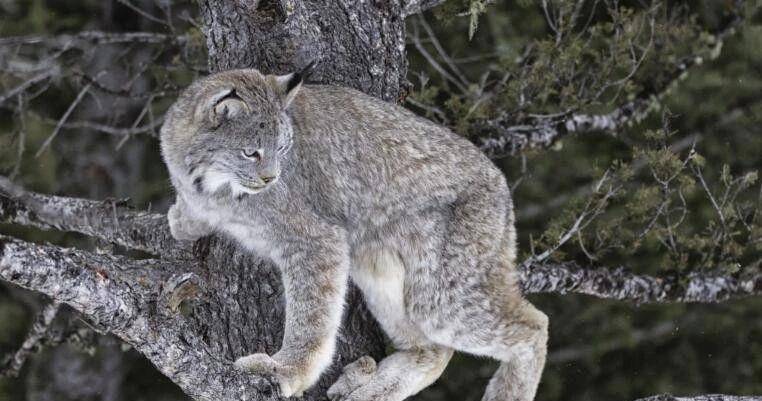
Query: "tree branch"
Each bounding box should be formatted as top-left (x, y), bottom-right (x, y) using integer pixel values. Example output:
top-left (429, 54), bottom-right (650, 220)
top-left (402, 0), bottom-right (448, 17)
top-left (0, 31), bottom-right (187, 47)
top-left (0, 176), bottom-right (190, 259)
top-left (636, 395), bottom-right (762, 401)
top-left (521, 262), bottom-right (762, 304)
top-left (477, 2), bottom-right (744, 158)
top-left (0, 301), bottom-right (60, 378)
top-left (0, 235), bottom-right (281, 401)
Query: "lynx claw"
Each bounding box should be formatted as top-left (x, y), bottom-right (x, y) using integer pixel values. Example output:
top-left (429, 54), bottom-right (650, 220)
top-left (234, 353), bottom-right (303, 398)
top-left (327, 356), bottom-right (377, 400)
top-left (235, 353), bottom-right (279, 375)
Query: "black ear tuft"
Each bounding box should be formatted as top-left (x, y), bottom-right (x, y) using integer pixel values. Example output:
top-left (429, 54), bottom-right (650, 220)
top-left (288, 60), bottom-right (317, 91)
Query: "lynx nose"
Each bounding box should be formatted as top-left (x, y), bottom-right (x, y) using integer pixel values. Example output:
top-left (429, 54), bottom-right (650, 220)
top-left (260, 175), bottom-right (276, 184)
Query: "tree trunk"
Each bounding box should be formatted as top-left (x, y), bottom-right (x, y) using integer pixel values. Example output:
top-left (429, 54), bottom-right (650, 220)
top-left (184, 1), bottom-right (411, 399)
top-left (199, 0), bottom-right (408, 102)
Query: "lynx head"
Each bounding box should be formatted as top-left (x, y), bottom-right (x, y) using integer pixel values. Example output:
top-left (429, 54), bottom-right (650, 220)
top-left (160, 64), bottom-right (314, 197)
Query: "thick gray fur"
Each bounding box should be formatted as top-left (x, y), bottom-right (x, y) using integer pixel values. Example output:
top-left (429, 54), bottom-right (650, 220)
top-left (160, 68), bottom-right (548, 401)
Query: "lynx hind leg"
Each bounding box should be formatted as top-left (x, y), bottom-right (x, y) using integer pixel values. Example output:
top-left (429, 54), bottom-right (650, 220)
top-left (326, 356), bottom-right (377, 400)
top-left (417, 298), bottom-right (548, 401)
top-left (334, 244), bottom-right (453, 401)
top-left (328, 346), bottom-right (453, 401)
top-left (481, 302), bottom-right (548, 401)
top-left (425, 173), bottom-right (547, 400)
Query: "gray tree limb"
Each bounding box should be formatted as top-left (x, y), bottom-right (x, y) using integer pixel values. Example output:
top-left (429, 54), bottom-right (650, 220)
top-left (636, 395), bottom-right (762, 401)
top-left (0, 31), bottom-right (187, 48)
top-left (521, 262), bottom-right (762, 304)
top-left (0, 235), bottom-right (280, 401)
top-left (0, 176), bottom-right (187, 259)
top-left (0, 301), bottom-right (60, 378)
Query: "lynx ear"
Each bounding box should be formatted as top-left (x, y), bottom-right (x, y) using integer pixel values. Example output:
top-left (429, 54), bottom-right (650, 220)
top-left (275, 61), bottom-right (316, 108)
top-left (198, 88), bottom-right (248, 124)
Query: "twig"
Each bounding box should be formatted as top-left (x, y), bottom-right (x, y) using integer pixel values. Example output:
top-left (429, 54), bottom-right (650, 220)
top-left (0, 69), bottom-right (55, 107)
top-left (635, 395), bottom-right (762, 401)
top-left (35, 80), bottom-right (94, 157)
top-left (0, 302), bottom-right (61, 378)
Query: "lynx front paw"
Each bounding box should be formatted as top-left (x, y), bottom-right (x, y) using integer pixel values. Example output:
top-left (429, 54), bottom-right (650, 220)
top-left (167, 203), bottom-right (211, 241)
top-left (327, 356), bottom-right (377, 400)
top-left (234, 353), bottom-right (310, 398)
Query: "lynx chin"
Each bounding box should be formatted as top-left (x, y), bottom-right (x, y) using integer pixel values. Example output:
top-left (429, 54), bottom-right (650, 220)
top-left (160, 64), bottom-right (548, 401)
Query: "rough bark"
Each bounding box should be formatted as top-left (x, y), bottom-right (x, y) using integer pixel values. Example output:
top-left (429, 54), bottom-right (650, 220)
top-left (521, 262), bottom-right (762, 304)
top-left (198, 0), bottom-right (407, 102)
top-left (636, 396), bottom-right (762, 401)
top-left (0, 235), bottom-right (278, 401)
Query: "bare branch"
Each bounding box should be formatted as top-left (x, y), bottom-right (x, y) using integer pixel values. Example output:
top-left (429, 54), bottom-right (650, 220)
top-left (402, 0), bottom-right (447, 17)
top-left (116, 0), bottom-right (171, 27)
top-left (0, 31), bottom-right (187, 47)
top-left (0, 176), bottom-right (190, 259)
top-left (54, 116), bottom-right (165, 138)
top-left (0, 236), bottom-right (152, 325)
top-left (0, 301), bottom-right (60, 378)
top-left (636, 395), bottom-right (762, 401)
top-left (521, 262), bottom-right (762, 304)
top-left (0, 69), bottom-right (55, 107)
top-left (35, 80), bottom-right (93, 157)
